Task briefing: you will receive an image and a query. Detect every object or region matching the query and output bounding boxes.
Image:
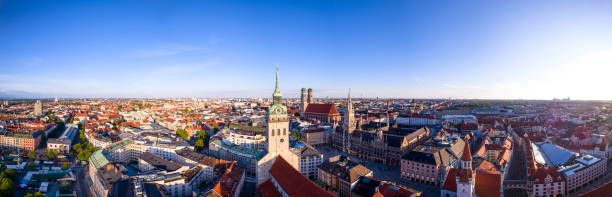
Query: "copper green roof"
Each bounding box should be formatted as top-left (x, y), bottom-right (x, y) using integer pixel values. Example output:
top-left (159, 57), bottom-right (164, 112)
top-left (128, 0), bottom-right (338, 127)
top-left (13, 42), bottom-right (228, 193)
top-left (229, 123), bottom-right (266, 133)
top-left (272, 66), bottom-right (282, 105)
top-left (90, 149), bottom-right (110, 169)
top-left (212, 139), bottom-right (267, 160)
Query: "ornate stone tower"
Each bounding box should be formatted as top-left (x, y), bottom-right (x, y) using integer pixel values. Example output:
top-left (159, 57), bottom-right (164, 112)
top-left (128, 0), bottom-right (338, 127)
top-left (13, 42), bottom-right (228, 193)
top-left (300, 88), bottom-right (308, 118)
top-left (456, 141), bottom-right (474, 197)
top-left (343, 89), bottom-right (355, 152)
top-left (307, 88), bottom-right (313, 104)
top-left (267, 66), bottom-right (289, 154)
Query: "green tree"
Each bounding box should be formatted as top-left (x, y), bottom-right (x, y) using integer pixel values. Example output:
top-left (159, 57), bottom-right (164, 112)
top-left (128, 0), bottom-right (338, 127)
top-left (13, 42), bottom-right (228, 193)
top-left (291, 131), bottom-right (302, 140)
top-left (117, 105), bottom-right (123, 111)
top-left (176, 129), bottom-right (189, 139)
top-left (197, 130), bottom-right (210, 149)
top-left (452, 122), bottom-right (461, 130)
top-left (47, 150), bottom-right (56, 160)
top-left (28, 150), bottom-right (36, 159)
top-left (24, 191), bottom-right (46, 197)
top-left (62, 163), bottom-right (70, 170)
top-left (195, 139), bottom-right (205, 151)
top-left (60, 181), bottom-right (71, 188)
top-left (0, 177), bottom-right (14, 197)
top-left (0, 169), bottom-right (17, 181)
top-left (27, 162), bottom-right (36, 170)
top-left (197, 130), bottom-right (206, 138)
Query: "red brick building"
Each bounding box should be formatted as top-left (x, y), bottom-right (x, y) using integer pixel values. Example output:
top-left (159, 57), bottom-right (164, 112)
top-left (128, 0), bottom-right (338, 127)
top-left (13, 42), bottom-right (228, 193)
top-left (304, 104), bottom-right (341, 123)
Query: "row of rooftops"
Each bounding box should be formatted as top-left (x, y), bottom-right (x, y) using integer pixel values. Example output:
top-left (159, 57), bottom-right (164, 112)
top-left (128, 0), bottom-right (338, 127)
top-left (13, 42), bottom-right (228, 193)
top-left (211, 162), bottom-right (244, 197)
top-left (402, 133), bottom-right (466, 166)
top-left (352, 176), bottom-right (421, 197)
top-left (0, 129), bottom-right (42, 139)
top-left (175, 147), bottom-right (232, 167)
top-left (318, 155), bottom-right (372, 183)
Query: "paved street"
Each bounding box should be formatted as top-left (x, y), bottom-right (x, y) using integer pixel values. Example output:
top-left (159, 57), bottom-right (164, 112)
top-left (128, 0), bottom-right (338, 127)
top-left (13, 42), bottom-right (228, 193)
top-left (505, 131), bottom-right (527, 181)
top-left (73, 164), bottom-right (92, 197)
top-left (317, 145), bottom-right (441, 197)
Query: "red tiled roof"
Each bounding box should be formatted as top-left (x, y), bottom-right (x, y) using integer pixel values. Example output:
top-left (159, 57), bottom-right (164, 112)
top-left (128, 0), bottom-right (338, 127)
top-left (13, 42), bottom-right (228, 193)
top-left (475, 160), bottom-right (500, 175)
top-left (212, 162), bottom-right (244, 197)
top-left (475, 138), bottom-right (490, 157)
top-left (497, 149), bottom-right (511, 166)
top-left (461, 121), bottom-right (478, 131)
top-left (305, 104), bottom-right (339, 115)
top-left (578, 180), bottom-right (612, 197)
top-left (474, 172), bottom-right (501, 197)
top-left (268, 156), bottom-right (334, 197)
top-left (375, 182), bottom-right (418, 197)
top-left (461, 140), bottom-right (472, 161)
top-left (442, 168), bottom-right (458, 192)
top-left (256, 179), bottom-right (283, 197)
top-left (478, 117), bottom-right (503, 125)
top-left (533, 166), bottom-right (564, 184)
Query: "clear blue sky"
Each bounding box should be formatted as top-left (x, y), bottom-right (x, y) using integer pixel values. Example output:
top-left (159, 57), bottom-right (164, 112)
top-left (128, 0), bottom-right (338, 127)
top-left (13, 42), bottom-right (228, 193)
top-left (1, 0), bottom-right (612, 99)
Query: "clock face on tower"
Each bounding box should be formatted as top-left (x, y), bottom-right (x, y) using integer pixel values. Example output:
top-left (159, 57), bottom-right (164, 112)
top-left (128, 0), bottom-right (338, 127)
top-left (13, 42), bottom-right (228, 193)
top-left (269, 104), bottom-right (287, 116)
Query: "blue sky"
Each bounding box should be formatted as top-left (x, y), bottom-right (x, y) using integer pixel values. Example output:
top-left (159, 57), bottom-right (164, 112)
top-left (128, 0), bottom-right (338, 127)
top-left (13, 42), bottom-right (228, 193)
top-left (1, 0), bottom-right (612, 99)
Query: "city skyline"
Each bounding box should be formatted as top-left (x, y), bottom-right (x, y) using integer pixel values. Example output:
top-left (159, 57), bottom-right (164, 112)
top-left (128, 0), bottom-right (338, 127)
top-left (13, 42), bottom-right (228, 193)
top-left (2, 1), bottom-right (612, 100)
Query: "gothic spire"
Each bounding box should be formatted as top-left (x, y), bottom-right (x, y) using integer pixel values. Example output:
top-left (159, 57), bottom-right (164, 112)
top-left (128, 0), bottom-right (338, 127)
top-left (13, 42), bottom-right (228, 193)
top-left (275, 65), bottom-right (279, 91)
top-left (347, 88), bottom-right (352, 109)
top-left (273, 65), bottom-right (282, 105)
top-left (461, 140), bottom-right (472, 161)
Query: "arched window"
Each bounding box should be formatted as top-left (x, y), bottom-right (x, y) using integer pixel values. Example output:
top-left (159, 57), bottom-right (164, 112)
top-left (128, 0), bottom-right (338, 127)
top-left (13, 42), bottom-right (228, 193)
top-left (277, 129), bottom-right (280, 135)
top-left (271, 129), bottom-right (275, 136)
top-left (283, 128), bottom-right (286, 135)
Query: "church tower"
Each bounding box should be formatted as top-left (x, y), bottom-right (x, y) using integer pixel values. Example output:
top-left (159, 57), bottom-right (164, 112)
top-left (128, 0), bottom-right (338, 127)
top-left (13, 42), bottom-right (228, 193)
top-left (307, 88), bottom-right (313, 104)
top-left (257, 66), bottom-right (300, 185)
top-left (267, 66), bottom-right (289, 154)
top-left (456, 141), bottom-right (474, 197)
top-left (300, 88), bottom-right (308, 118)
top-left (343, 89), bottom-right (355, 152)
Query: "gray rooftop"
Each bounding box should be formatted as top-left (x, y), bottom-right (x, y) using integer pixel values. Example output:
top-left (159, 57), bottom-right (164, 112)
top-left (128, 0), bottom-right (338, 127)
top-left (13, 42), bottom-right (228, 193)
top-left (140, 152), bottom-right (183, 172)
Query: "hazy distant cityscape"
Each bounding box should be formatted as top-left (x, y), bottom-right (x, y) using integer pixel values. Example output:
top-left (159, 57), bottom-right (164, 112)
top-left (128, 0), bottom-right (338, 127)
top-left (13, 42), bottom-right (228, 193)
top-left (1, 69), bottom-right (611, 197)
